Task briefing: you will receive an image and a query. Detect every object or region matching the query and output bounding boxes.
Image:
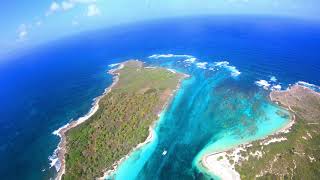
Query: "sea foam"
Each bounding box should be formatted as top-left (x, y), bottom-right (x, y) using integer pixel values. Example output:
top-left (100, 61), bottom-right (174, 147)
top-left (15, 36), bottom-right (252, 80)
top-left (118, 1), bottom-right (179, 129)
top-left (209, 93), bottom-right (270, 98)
top-left (184, 57), bottom-right (197, 63)
top-left (196, 62), bottom-right (208, 69)
top-left (48, 146), bottom-right (61, 172)
top-left (52, 123), bottom-right (70, 137)
top-left (255, 80), bottom-right (271, 90)
top-left (271, 84), bottom-right (282, 91)
top-left (49, 123), bottom-right (71, 172)
top-left (108, 63), bottom-right (120, 68)
top-left (214, 61), bottom-right (241, 77)
top-left (255, 76), bottom-right (282, 91)
top-left (49, 98), bottom-right (101, 174)
top-left (270, 76), bottom-right (277, 82)
top-left (296, 81), bottom-right (320, 92)
top-left (148, 54), bottom-right (193, 59)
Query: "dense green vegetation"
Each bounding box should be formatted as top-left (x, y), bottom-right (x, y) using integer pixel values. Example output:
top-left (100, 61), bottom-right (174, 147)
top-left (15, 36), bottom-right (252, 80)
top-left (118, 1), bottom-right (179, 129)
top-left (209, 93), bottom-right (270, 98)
top-left (62, 61), bottom-right (183, 179)
top-left (235, 86), bottom-right (320, 179)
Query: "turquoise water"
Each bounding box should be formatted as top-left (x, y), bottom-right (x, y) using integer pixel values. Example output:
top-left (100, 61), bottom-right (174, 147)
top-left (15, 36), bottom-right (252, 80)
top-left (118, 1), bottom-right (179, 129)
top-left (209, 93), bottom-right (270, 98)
top-left (1, 16), bottom-right (319, 179)
top-left (109, 55), bottom-right (290, 179)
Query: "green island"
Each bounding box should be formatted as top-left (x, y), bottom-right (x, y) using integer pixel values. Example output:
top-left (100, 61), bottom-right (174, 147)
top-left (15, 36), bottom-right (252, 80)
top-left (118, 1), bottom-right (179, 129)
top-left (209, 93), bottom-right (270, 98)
top-left (233, 85), bottom-right (320, 179)
top-left (59, 60), bottom-right (185, 179)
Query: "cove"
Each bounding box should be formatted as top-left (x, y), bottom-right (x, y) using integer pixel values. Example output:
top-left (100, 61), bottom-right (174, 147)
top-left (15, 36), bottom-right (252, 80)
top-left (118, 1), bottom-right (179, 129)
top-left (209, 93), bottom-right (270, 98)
top-left (108, 55), bottom-right (290, 179)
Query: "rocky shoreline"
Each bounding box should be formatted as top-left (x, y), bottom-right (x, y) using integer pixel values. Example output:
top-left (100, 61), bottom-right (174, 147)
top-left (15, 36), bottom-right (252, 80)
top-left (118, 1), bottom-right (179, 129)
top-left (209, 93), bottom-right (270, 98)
top-left (53, 63), bottom-right (123, 180)
top-left (52, 61), bottom-right (189, 180)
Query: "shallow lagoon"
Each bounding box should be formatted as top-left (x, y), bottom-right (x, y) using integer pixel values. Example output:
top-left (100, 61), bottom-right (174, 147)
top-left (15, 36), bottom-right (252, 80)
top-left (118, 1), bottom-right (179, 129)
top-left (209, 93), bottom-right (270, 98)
top-left (110, 55), bottom-right (290, 179)
top-left (1, 16), bottom-right (319, 179)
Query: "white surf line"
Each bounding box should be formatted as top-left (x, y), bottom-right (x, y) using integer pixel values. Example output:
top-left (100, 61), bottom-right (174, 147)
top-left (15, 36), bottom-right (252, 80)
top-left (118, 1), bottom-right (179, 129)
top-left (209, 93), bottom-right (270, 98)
top-left (214, 61), bottom-right (241, 77)
top-left (52, 63), bottom-right (124, 180)
top-left (201, 107), bottom-right (295, 180)
top-left (148, 54), bottom-right (193, 59)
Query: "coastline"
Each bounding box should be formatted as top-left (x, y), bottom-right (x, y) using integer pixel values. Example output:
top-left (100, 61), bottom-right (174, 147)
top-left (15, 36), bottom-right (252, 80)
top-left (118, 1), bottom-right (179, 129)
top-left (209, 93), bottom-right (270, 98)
top-left (52, 63), bottom-right (124, 180)
top-left (200, 120), bottom-right (295, 180)
top-left (98, 69), bottom-right (189, 179)
top-left (200, 86), bottom-right (299, 180)
top-left (202, 151), bottom-right (241, 180)
top-left (52, 61), bottom-right (189, 180)
top-left (98, 126), bottom-right (155, 180)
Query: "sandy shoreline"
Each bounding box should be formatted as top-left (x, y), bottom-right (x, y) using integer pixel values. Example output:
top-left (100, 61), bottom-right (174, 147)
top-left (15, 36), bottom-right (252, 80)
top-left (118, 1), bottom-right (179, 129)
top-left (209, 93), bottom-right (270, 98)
top-left (97, 127), bottom-right (155, 180)
top-left (201, 83), bottom-right (320, 179)
top-left (201, 120), bottom-right (295, 180)
top-left (52, 61), bottom-right (189, 180)
top-left (200, 87), bottom-right (298, 180)
top-left (202, 151), bottom-right (241, 180)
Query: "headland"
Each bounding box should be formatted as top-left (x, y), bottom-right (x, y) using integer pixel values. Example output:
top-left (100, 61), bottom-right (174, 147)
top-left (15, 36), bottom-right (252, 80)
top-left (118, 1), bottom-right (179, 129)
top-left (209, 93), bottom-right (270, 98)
top-left (201, 84), bottom-right (320, 179)
top-left (54, 60), bottom-right (187, 179)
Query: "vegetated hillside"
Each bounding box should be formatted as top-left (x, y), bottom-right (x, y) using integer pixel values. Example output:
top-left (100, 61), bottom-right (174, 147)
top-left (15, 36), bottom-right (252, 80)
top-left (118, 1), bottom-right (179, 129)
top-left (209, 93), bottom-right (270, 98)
top-left (63, 60), bottom-right (184, 179)
top-left (236, 85), bottom-right (320, 179)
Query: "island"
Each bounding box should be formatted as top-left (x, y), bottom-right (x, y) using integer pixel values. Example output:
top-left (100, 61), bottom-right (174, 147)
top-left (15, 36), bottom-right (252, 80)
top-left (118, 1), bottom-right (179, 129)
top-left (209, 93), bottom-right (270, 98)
top-left (202, 85), bottom-right (320, 179)
top-left (55, 60), bottom-right (187, 179)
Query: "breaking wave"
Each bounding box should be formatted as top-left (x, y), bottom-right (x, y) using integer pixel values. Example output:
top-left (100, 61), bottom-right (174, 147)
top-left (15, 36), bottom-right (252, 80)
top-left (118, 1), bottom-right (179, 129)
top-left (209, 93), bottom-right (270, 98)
top-left (296, 81), bottom-right (320, 92)
top-left (213, 61), bottom-right (241, 77)
top-left (148, 54), bottom-right (193, 59)
top-left (148, 54), bottom-right (241, 78)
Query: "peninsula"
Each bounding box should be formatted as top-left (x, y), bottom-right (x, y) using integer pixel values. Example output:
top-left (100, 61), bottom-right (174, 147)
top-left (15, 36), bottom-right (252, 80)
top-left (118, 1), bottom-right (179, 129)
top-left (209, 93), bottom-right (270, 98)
top-left (55, 60), bottom-right (187, 179)
top-left (202, 84), bottom-right (320, 179)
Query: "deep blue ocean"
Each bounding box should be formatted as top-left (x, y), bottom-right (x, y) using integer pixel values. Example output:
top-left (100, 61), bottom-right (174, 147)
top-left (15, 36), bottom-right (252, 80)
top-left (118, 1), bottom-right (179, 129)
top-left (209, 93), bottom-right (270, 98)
top-left (0, 16), bottom-right (320, 180)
